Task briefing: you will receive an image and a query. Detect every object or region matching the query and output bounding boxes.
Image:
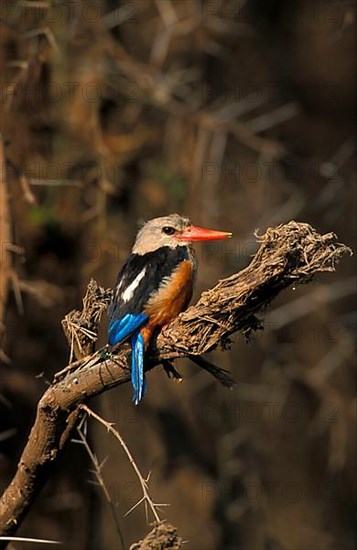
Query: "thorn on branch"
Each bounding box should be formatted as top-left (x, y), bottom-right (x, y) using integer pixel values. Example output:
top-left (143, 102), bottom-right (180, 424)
top-left (81, 405), bottom-right (166, 525)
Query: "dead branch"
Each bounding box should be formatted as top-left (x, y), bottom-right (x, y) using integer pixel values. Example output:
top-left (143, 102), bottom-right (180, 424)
top-left (81, 405), bottom-right (167, 524)
top-left (74, 418), bottom-right (125, 550)
top-left (0, 222), bottom-right (351, 542)
top-left (129, 521), bottom-right (182, 550)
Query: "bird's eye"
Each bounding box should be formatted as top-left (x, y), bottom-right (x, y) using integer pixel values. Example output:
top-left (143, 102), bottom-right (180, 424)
top-left (162, 226), bottom-right (175, 235)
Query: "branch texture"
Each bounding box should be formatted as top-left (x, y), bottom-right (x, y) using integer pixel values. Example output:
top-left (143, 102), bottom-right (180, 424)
top-left (0, 222), bottom-right (351, 539)
top-left (129, 521), bottom-right (182, 550)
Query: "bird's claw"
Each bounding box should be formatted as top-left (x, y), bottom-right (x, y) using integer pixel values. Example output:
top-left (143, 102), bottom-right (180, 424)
top-left (162, 360), bottom-right (183, 382)
top-left (99, 345), bottom-right (112, 360)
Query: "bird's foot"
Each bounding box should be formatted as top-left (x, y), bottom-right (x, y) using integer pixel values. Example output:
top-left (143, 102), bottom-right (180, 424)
top-left (162, 360), bottom-right (183, 382)
top-left (99, 344), bottom-right (112, 360)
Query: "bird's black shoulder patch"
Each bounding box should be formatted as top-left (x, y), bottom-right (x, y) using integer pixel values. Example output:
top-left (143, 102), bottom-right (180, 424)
top-left (109, 246), bottom-right (189, 320)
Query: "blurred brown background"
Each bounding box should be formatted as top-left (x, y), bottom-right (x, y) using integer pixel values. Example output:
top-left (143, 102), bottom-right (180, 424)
top-left (0, 1), bottom-right (356, 549)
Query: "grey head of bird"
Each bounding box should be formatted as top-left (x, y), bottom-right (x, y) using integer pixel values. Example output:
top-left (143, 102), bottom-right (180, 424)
top-left (132, 214), bottom-right (191, 255)
top-left (132, 213), bottom-right (232, 255)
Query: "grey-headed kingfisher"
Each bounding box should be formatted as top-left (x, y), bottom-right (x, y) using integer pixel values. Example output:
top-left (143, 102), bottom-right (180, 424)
top-left (108, 214), bottom-right (232, 404)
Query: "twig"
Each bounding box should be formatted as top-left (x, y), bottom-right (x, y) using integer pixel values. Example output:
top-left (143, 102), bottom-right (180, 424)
top-left (19, 174), bottom-right (37, 204)
top-left (74, 423), bottom-right (125, 550)
top-left (81, 405), bottom-right (166, 524)
top-left (188, 355), bottom-right (236, 388)
top-left (161, 360), bottom-right (183, 381)
top-left (245, 102), bottom-right (301, 133)
top-left (0, 537), bottom-right (60, 545)
top-left (107, 41), bottom-right (285, 158)
top-left (24, 27), bottom-right (59, 53)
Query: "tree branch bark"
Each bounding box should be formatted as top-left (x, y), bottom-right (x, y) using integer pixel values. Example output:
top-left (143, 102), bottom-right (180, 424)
top-left (129, 521), bottom-right (182, 550)
top-left (0, 222), bottom-right (351, 541)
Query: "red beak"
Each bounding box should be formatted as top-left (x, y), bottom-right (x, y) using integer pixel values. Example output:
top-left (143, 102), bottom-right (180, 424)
top-left (177, 225), bottom-right (232, 242)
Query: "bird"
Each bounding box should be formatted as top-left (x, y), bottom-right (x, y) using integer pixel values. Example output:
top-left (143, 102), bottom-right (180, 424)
top-left (108, 214), bottom-right (232, 404)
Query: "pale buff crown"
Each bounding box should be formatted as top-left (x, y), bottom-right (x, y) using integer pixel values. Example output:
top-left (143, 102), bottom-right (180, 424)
top-left (132, 214), bottom-right (192, 255)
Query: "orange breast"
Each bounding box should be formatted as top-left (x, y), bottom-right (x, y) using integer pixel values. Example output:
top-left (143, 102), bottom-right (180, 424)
top-left (143, 260), bottom-right (194, 333)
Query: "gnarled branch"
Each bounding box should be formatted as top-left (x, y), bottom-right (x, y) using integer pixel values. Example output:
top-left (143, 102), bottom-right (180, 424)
top-left (0, 222), bottom-right (351, 541)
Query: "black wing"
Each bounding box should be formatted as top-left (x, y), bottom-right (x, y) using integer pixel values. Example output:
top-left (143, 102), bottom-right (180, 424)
top-left (109, 246), bottom-right (189, 321)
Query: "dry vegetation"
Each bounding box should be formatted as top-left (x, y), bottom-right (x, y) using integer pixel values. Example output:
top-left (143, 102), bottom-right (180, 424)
top-left (0, 1), bottom-right (355, 549)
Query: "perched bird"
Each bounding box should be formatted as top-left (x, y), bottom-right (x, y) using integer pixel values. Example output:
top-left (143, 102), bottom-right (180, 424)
top-left (108, 214), bottom-right (232, 404)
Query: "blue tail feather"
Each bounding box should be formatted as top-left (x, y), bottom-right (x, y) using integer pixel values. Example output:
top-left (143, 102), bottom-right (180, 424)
top-left (108, 313), bottom-right (148, 404)
top-left (131, 331), bottom-right (146, 405)
top-left (108, 313), bottom-right (147, 346)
